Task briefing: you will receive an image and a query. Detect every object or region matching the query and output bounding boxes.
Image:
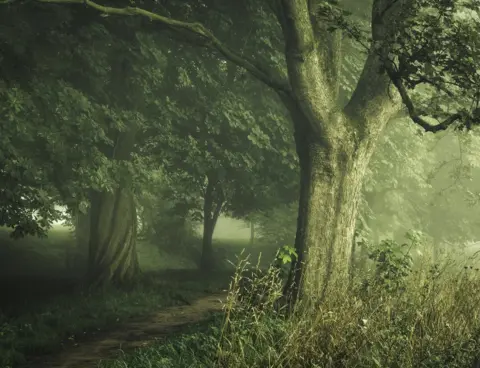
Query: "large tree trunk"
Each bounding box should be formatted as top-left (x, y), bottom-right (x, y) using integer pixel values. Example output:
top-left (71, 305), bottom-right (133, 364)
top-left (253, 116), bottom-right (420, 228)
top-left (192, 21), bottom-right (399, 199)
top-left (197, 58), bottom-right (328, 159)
top-left (284, 124), bottom-right (370, 304)
top-left (88, 186), bottom-right (139, 287)
top-left (280, 84), bottom-right (401, 306)
top-left (87, 129), bottom-right (140, 287)
top-left (86, 48), bottom-right (142, 287)
top-left (275, 1), bottom-right (404, 307)
top-left (200, 176), bottom-right (224, 270)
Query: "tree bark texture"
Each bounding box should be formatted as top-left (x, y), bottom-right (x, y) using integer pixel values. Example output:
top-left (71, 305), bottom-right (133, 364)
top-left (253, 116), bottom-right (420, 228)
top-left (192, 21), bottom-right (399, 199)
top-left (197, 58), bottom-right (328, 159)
top-left (86, 48), bottom-right (143, 287)
top-left (275, 0), bottom-right (405, 305)
top-left (88, 186), bottom-right (139, 287)
top-left (87, 123), bottom-right (140, 287)
top-left (283, 112), bottom-right (371, 302)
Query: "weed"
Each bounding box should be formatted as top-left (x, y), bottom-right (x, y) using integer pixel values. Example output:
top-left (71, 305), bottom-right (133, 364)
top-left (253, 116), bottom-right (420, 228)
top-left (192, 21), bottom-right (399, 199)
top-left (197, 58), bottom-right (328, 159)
top-left (102, 239), bottom-right (480, 368)
top-left (0, 272), bottom-right (228, 368)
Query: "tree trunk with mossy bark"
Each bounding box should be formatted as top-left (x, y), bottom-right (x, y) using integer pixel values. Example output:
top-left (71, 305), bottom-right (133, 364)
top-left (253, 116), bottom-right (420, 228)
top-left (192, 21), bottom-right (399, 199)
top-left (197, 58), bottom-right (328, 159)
top-left (88, 184), bottom-right (139, 287)
top-left (280, 100), bottom-right (378, 303)
top-left (86, 49), bottom-right (142, 287)
top-left (277, 0), bottom-right (405, 304)
top-left (87, 120), bottom-right (140, 287)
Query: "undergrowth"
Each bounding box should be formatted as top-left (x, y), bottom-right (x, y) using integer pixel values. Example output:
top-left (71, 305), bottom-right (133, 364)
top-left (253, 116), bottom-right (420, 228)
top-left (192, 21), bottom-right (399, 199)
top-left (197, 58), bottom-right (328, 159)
top-left (0, 272), bottom-right (227, 368)
top-left (100, 239), bottom-right (480, 368)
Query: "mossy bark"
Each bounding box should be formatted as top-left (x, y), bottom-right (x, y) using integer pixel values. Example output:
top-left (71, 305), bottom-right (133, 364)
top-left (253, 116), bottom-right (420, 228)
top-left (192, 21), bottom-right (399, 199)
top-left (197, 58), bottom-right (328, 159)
top-left (283, 117), bottom-right (371, 303)
top-left (85, 49), bottom-right (142, 287)
top-left (274, 1), bottom-right (406, 306)
top-left (88, 186), bottom-right (139, 287)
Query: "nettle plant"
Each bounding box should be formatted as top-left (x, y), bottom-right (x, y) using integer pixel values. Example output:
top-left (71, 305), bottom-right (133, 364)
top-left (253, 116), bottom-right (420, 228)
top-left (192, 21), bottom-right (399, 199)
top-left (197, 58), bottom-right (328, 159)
top-left (367, 232), bottom-right (423, 293)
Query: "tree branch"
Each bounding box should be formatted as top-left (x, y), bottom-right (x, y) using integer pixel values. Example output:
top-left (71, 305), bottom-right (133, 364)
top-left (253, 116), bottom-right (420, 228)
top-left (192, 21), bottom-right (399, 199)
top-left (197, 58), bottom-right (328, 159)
top-left (276, 0), bottom-right (337, 130)
top-left (345, 0), bottom-right (471, 134)
top-left (33, 0), bottom-right (291, 94)
top-left (383, 60), bottom-right (464, 132)
top-left (308, 0), bottom-right (344, 101)
top-left (343, 0), bottom-right (406, 139)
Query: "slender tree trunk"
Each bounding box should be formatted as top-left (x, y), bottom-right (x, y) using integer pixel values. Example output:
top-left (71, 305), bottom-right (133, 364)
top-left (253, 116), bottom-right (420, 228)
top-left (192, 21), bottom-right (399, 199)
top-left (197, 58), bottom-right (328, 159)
top-left (65, 206), bottom-right (91, 274)
top-left (250, 220), bottom-right (255, 245)
top-left (88, 186), bottom-right (139, 287)
top-left (200, 176), bottom-right (223, 270)
top-left (75, 207), bottom-right (90, 251)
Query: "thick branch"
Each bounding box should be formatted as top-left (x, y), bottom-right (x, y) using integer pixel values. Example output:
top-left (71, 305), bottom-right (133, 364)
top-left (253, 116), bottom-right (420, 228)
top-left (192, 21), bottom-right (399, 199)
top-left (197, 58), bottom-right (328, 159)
top-left (278, 0), bottom-right (337, 123)
top-left (345, 0), bottom-right (467, 134)
top-left (308, 0), bottom-right (343, 101)
top-left (33, 0), bottom-right (290, 93)
top-left (384, 61), bottom-right (464, 132)
top-left (343, 0), bottom-right (405, 138)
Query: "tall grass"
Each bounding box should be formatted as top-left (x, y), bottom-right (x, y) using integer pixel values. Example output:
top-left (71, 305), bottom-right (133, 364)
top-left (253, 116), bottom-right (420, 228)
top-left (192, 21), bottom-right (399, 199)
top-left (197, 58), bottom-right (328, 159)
top-left (103, 250), bottom-right (480, 368)
top-left (214, 252), bottom-right (480, 368)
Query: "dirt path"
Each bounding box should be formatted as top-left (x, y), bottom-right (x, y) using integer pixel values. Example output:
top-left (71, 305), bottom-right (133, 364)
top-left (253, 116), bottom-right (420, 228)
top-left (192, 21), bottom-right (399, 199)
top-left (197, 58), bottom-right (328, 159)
top-left (29, 293), bottom-right (227, 368)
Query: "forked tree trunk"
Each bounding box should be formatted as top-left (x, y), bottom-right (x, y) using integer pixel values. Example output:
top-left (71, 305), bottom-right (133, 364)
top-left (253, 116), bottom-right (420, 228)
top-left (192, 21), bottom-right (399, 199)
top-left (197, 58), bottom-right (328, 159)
top-left (200, 176), bottom-right (224, 270)
top-left (88, 187), bottom-right (139, 287)
top-left (282, 100), bottom-right (383, 305)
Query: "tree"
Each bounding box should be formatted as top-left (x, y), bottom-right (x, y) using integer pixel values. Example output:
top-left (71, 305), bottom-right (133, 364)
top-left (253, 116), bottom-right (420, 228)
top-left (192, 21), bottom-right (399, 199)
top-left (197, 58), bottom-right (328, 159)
top-left (7, 0), bottom-right (480, 305)
top-left (147, 50), bottom-right (297, 270)
top-left (0, 7), bottom-right (168, 285)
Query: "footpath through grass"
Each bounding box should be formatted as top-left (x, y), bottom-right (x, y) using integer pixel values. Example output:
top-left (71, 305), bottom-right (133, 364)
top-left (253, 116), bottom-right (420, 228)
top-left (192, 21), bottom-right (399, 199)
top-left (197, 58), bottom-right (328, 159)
top-left (95, 257), bottom-right (480, 368)
top-left (0, 271), bottom-right (232, 368)
top-left (0, 225), bottom-right (240, 368)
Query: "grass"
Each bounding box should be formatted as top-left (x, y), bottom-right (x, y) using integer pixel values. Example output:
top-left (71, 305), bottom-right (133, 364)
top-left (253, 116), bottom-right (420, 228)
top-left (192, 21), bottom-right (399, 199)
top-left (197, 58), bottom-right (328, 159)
top-left (2, 219), bottom-right (479, 367)
top-left (0, 219), bottom-right (272, 368)
top-left (0, 271), bottom-right (232, 368)
top-left (5, 220), bottom-right (479, 368)
top-left (98, 313), bottom-right (225, 368)
top-left (94, 253), bottom-right (480, 368)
